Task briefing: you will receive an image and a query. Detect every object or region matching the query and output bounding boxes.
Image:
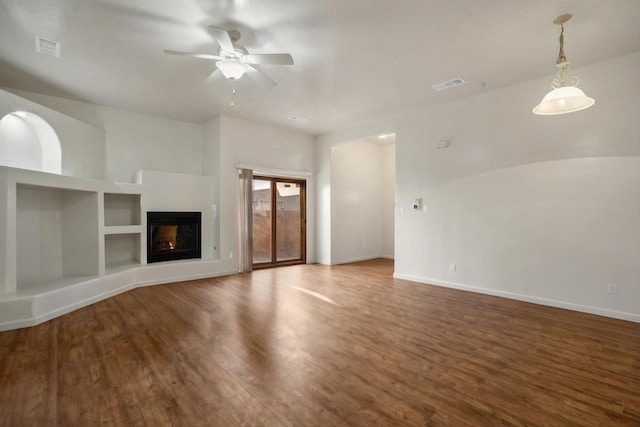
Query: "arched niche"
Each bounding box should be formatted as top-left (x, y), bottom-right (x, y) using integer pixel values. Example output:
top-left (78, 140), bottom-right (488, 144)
top-left (0, 111), bottom-right (62, 174)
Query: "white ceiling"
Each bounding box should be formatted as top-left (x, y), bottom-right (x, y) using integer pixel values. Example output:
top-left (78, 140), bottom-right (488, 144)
top-left (0, 0), bottom-right (638, 135)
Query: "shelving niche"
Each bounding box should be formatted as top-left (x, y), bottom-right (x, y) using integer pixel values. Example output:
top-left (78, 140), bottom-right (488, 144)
top-left (103, 192), bottom-right (142, 272)
top-left (104, 233), bottom-right (141, 273)
top-left (17, 185), bottom-right (100, 292)
top-left (104, 193), bottom-right (141, 226)
top-left (0, 167), bottom-right (143, 297)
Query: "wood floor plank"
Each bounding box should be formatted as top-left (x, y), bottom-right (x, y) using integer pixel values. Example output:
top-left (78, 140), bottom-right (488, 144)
top-left (1, 259), bottom-right (639, 426)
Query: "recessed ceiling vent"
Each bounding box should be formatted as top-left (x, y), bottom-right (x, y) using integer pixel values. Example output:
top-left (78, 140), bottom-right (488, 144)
top-left (432, 77), bottom-right (465, 91)
top-left (35, 36), bottom-right (60, 57)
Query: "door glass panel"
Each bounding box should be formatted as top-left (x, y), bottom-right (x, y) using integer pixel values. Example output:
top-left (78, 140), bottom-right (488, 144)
top-left (276, 181), bottom-right (301, 262)
top-left (252, 179), bottom-right (272, 264)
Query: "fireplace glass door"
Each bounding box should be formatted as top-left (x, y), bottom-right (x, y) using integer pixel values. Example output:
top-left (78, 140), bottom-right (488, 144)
top-left (252, 177), bottom-right (305, 268)
top-left (147, 212), bottom-right (201, 263)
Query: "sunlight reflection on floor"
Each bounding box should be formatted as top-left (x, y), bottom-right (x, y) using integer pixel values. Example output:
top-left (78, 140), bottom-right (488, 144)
top-left (287, 285), bottom-right (341, 307)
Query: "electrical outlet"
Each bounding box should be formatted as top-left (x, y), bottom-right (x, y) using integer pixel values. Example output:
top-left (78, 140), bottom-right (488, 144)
top-left (449, 263), bottom-right (456, 272)
top-left (607, 283), bottom-right (618, 295)
top-left (228, 251), bottom-right (233, 259)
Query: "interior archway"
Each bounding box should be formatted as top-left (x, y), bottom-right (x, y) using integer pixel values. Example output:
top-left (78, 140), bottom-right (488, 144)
top-left (0, 111), bottom-right (61, 174)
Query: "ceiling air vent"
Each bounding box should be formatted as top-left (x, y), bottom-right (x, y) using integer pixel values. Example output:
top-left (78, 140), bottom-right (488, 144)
top-left (432, 77), bottom-right (465, 91)
top-left (35, 36), bottom-right (60, 57)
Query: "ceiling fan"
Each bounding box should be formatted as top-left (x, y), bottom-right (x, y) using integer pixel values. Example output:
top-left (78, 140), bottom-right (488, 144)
top-left (164, 26), bottom-right (294, 86)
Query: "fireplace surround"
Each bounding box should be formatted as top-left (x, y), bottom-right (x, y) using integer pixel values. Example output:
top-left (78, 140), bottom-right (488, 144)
top-left (147, 211), bottom-right (201, 263)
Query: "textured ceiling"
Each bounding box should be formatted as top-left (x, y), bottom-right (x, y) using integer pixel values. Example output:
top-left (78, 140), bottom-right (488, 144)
top-left (0, 0), bottom-right (639, 135)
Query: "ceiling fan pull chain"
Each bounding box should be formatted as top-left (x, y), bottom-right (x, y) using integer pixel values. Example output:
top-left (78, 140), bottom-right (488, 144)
top-left (230, 81), bottom-right (236, 107)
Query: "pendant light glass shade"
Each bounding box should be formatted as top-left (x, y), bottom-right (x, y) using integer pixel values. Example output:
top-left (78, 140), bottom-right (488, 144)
top-left (533, 86), bottom-right (595, 115)
top-left (216, 59), bottom-right (248, 80)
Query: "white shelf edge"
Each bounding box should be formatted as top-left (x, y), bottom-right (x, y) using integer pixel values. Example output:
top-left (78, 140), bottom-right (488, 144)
top-left (105, 260), bottom-right (141, 275)
top-left (103, 225), bottom-right (143, 235)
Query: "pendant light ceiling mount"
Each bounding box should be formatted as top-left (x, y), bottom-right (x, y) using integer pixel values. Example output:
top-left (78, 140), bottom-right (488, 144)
top-left (553, 13), bottom-right (572, 26)
top-left (533, 13), bottom-right (595, 115)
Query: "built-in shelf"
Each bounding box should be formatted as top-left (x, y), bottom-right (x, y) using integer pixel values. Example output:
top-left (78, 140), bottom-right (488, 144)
top-left (105, 260), bottom-right (141, 275)
top-left (104, 193), bottom-right (141, 226)
top-left (103, 193), bottom-right (142, 272)
top-left (0, 166), bottom-right (222, 331)
top-left (103, 225), bottom-right (143, 235)
top-left (1, 167), bottom-right (144, 297)
top-left (16, 185), bottom-right (100, 289)
top-left (104, 233), bottom-right (141, 269)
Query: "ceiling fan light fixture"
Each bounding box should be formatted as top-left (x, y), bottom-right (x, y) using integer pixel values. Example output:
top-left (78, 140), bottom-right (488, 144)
top-left (533, 13), bottom-right (594, 116)
top-left (216, 59), bottom-right (249, 80)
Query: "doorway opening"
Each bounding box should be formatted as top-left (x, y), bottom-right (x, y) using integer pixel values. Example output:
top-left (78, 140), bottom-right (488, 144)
top-left (328, 134), bottom-right (395, 264)
top-left (252, 176), bottom-right (306, 269)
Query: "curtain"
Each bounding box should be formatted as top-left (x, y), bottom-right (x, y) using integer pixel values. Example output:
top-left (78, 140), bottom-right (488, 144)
top-left (238, 168), bottom-right (253, 272)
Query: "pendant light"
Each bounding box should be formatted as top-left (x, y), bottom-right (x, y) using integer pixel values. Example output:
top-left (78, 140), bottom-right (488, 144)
top-left (533, 14), bottom-right (595, 115)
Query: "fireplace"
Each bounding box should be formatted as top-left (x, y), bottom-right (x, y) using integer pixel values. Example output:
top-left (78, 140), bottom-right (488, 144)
top-left (147, 211), bottom-right (201, 263)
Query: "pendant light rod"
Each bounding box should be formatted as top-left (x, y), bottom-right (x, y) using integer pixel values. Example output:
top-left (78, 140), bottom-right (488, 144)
top-left (554, 14), bottom-right (570, 65)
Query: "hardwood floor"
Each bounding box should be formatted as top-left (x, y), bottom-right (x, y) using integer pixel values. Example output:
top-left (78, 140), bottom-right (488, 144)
top-left (1, 259), bottom-right (639, 426)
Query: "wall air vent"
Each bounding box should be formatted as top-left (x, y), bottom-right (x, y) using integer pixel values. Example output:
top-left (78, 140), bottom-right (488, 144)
top-left (432, 77), bottom-right (466, 91)
top-left (35, 36), bottom-right (61, 57)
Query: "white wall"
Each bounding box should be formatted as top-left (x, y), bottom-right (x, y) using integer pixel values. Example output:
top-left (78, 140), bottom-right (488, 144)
top-left (380, 143), bottom-right (395, 258)
top-left (0, 89), bottom-right (105, 179)
top-left (397, 157), bottom-right (639, 316)
top-left (0, 112), bottom-right (63, 174)
top-left (217, 115), bottom-right (316, 264)
top-left (0, 114), bottom-right (42, 171)
top-left (317, 52), bottom-right (640, 321)
top-left (202, 116), bottom-right (221, 261)
top-left (314, 135), bottom-right (332, 264)
top-left (1, 90), bottom-right (204, 183)
top-left (331, 140), bottom-right (381, 263)
top-left (100, 110), bottom-right (203, 183)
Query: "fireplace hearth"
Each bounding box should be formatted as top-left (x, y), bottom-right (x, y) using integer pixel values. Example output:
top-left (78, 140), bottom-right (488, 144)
top-left (147, 211), bottom-right (201, 263)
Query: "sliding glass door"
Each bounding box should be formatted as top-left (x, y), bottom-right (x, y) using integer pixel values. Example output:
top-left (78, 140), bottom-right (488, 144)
top-left (252, 176), bottom-right (305, 268)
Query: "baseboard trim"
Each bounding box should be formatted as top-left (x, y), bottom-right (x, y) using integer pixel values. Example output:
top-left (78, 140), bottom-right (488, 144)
top-left (332, 255), bottom-right (385, 265)
top-left (393, 273), bottom-right (640, 323)
top-left (135, 269), bottom-right (239, 287)
top-left (0, 265), bottom-right (238, 331)
top-left (33, 281), bottom-right (139, 327)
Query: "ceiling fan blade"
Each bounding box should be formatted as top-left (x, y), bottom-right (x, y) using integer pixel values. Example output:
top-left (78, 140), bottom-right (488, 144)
top-left (163, 50), bottom-right (222, 61)
top-left (245, 53), bottom-right (294, 65)
top-left (208, 26), bottom-right (235, 52)
top-left (245, 65), bottom-right (277, 88)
